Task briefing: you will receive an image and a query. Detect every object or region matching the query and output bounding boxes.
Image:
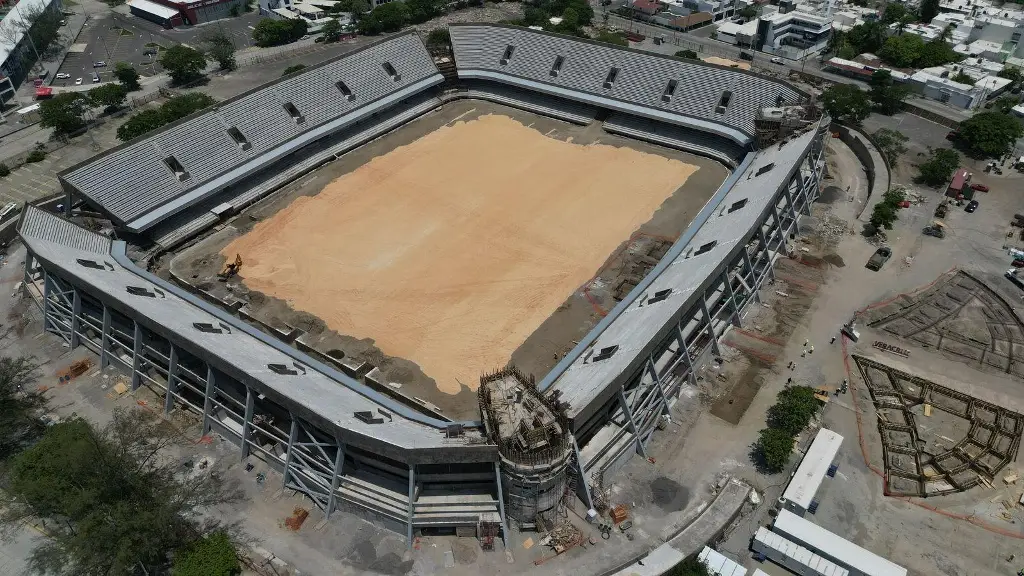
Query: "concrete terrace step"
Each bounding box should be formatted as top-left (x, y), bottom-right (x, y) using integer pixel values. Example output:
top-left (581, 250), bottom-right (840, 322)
top-left (467, 89), bottom-right (593, 125)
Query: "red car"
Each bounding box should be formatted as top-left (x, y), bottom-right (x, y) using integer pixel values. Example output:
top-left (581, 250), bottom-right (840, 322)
top-left (970, 183), bottom-right (990, 192)
top-left (946, 131), bottom-right (958, 141)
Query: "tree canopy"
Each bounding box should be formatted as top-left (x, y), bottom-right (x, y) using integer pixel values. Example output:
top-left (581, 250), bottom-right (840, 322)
top-left (171, 531), bottom-right (240, 576)
top-left (870, 70), bottom-right (910, 115)
top-left (920, 0), bottom-right (939, 23)
top-left (881, 2), bottom-right (910, 24)
top-left (675, 49), bottom-right (699, 59)
top-left (872, 128), bottom-right (909, 167)
top-left (357, 2), bottom-right (409, 34)
top-left (756, 427), bottom-right (796, 473)
top-left (116, 92), bottom-right (217, 142)
top-left (822, 84), bottom-right (871, 124)
top-left (878, 33), bottom-right (961, 69)
top-left (160, 45), bottom-right (208, 85)
top-left (0, 357), bottom-right (45, 462)
top-left (39, 92), bottom-right (90, 136)
top-left (113, 62), bottom-right (141, 91)
top-left (669, 556), bottom-right (712, 576)
top-left (282, 63), bottom-right (307, 76)
top-left (1, 409), bottom-right (242, 576)
top-left (916, 147), bottom-right (960, 187)
top-left (321, 18), bottom-right (344, 43)
top-left (870, 186), bottom-right (907, 230)
top-left (87, 83), bottom-right (128, 111)
top-left (956, 111), bottom-right (1024, 159)
top-left (252, 18), bottom-right (308, 47)
top-left (201, 28), bottom-right (236, 71)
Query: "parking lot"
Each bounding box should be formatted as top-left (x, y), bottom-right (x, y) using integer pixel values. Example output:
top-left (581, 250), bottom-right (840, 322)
top-left (123, 10), bottom-right (264, 50)
top-left (52, 16), bottom-right (169, 87)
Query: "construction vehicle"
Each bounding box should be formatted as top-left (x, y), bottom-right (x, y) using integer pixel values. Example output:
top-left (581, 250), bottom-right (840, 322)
top-left (218, 254), bottom-right (243, 280)
top-left (934, 202), bottom-right (948, 219)
top-left (923, 221), bottom-right (946, 238)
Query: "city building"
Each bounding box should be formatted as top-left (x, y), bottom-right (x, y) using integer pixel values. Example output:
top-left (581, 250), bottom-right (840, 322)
top-left (754, 11), bottom-right (834, 56)
top-left (0, 0), bottom-right (62, 90)
top-left (126, 0), bottom-right (245, 26)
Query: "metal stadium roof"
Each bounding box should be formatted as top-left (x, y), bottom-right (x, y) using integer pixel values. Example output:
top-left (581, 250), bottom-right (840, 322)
top-left (18, 206), bottom-right (494, 462)
top-left (543, 127), bottom-right (822, 422)
top-left (59, 33), bottom-right (443, 232)
top-left (449, 24), bottom-right (804, 145)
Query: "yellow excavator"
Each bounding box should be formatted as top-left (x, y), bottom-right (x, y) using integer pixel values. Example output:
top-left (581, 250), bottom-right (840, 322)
top-left (218, 254), bottom-right (243, 280)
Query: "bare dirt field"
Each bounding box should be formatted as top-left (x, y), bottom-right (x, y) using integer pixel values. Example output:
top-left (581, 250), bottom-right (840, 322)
top-left (222, 113), bottom-right (698, 394)
top-left (169, 100), bottom-right (727, 419)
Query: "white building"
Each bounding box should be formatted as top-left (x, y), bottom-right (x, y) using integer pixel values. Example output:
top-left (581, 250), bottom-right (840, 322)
top-left (781, 428), bottom-right (843, 517)
top-left (753, 527), bottom-right (850, 576)
top-left (754, 11), bottom-right (834, 56)
top-left (773, 510), bottom-right (908, 576)
top-left (697, 547), bottom-right (747, 576)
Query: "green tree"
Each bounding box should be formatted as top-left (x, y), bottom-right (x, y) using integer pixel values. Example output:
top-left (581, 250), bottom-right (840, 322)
top-left (870, 199), bottom-right (900, 229)
top-left (282, 63), bottom-right (307, 76)
top-left (426, 28), bottom-right (451, 50)
top-left (39, 92), bottom-right (90, 136)
top-left (767, 386), bottom-right (820, 435)
top-left (172, 532), bottom-right (240, 576)
top-left (88, 83), bottom-right (129, 111)
top-left (956, 111), bottom-right (1024, 159)
top-left (321, 18), bottom-right (344, 42)
top-left (881, 2), bottom-right (908, 24)
top-left (160, 45), bottom-right (208, 85)
top-left (950, 70), bottom-right (973, 85)
top-left (920, 0), bottom-right (939, 22)
top-left (756, 427), bottom-right (796, 473)
top-left (870, 70), bottom-right (910, 115)
top-left (201, 27), bottom-right (236, 71)
top-left (989, 95), bottom-right (1018, 114)
top-left (252, 18), bottom-right (308, 47)
top-left (821, 83), bottom-right (871, 124)
top-left (915, 38), bottom-right (961, 67)
top-left (357, 2), bottom-right (408, 34)
top-left (113, 62), bottom-right (141, 91)
top-left (872, 128), bottom-right (909, 167)
top-left (845, 21), bottom-right (887, 55)
top-left (998, 65), bottom-right (1023, 89)
top-left (878, 34), bottom-right (923, 68)
top-left (405, 0), bottom-right (441, 23)
top-left (161, 92), bottom-right (218, 122)
top-left (916, 147), bottom-right (960, 186)
top-left (0, 357), bottom-right (45, 462)
top-left (1, 409), bottom-right (242, 576)
top-left (675, 49), bottom-right (699, 59)
top-left (117, 108), bottom-right (167, 142)
top-left (669, 556), bottom-right (712, 576)
top-left (738, 5), bottom-right (757, 18)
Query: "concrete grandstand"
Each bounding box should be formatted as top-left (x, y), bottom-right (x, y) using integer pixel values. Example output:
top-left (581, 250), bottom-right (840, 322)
top-left (22, 25), bottom-right (829, 554)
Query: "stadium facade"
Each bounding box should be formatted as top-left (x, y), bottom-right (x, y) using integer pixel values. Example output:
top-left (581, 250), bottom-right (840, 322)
top-left (20, 25), bottom-right (828, 547)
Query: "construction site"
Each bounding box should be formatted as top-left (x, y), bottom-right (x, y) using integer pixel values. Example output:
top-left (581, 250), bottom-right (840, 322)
top-left (163, 99), bottom-right (727, 421)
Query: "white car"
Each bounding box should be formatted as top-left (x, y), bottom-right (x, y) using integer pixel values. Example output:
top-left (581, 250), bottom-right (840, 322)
top-left (92, 73), bottom-right (100, 83)
top-left (74, 77), bottom-right (83, 85)
top-left (770, 56), bottom-right (784, 64)
top-left (55, 72), bottom-right (71, 79)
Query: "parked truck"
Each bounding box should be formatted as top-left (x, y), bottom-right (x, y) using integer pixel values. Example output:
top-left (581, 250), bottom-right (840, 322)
top-left (866, 247), bottom-right (892, 271)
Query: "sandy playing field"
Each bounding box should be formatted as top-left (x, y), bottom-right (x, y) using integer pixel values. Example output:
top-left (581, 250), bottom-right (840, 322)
top-left (223, 114), bottom-right (698, 394)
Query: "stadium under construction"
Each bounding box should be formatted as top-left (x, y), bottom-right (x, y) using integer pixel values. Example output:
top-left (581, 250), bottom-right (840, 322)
top-left (17, 25), bottom-right (829, 549)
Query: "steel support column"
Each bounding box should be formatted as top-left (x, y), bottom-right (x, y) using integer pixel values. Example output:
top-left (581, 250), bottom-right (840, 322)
top-left (240, 386), bottom-right (255, 460)
top-left (131, 322), bottom-right (143, 391)
top-left (203, 365), bottom-right (216, 434)
top-left (282, 418), bottom-right (299, 488)
top-left (406, 465), bottom-right (416, 547)
top-left (740, 249), bottom-right (761, 303)
top-left (721, 271), bottom-right (741, 327)
top-left (700, 296), bottom-right (721, 356)
top-left (617, 388), bottom-right (648, 457)
top-left (770, 204), bottom-right (789, 256)
top-left (493, 462), bottom-right (512, 558)
top-left (164, 345), bottom-right (178, 414)
top-left (647, 355), bottom-right (671, 414)
top-left (756, 227), bottom-right (777, 283)
top-left (100, 305), bottom-right (111, 369)
top-left (41, 268), bottom-right (50, 333)
top-left (571, 436), bottom-right (596, 512)
top-left (325, 443), bottom-right (345, 519)
top-left (781, 181), bottom-right (801, 223)
top-left (676, 324), bottom-right (698, 386)
top-left (70, 288), bottom-right (81, 348)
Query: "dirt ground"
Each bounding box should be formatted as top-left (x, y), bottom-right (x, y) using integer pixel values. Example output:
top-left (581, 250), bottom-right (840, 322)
top-left (168, 100), bottom-right (727, 418)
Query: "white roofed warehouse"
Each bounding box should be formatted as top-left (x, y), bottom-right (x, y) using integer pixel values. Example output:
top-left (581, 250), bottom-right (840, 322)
top-left (27, 25), bottom-right (830, 552)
